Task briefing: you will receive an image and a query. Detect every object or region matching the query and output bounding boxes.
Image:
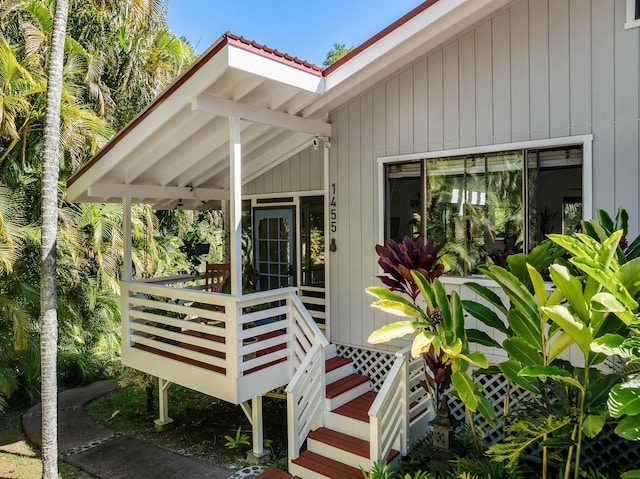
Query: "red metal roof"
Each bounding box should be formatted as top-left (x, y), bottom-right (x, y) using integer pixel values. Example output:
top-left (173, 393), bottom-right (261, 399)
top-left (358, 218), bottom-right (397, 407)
top-left (225, 32), bottom-right (323, 75)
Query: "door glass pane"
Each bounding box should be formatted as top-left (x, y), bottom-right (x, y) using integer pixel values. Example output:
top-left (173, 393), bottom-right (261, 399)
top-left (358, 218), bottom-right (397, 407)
top-left (301, 196), bottom-right (325, 287)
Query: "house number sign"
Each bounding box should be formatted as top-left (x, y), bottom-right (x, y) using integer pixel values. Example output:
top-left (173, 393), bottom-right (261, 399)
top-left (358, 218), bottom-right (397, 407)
top-left (330, 183), bottom-right (337, 233)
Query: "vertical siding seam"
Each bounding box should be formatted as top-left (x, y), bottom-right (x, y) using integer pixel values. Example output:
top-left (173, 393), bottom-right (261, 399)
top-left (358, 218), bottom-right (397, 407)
top-left (474, 29), bottom-right (477, 146)
top-left (568, 0), bottom-right (573, 132)
top-left (547, 0), bottom-right (551, 138)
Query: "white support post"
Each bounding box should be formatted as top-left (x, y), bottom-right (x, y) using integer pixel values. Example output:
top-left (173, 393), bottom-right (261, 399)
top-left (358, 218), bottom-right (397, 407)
top-left (399, 350), bottom-right (410, 456)
top-left (247, 395), bottom-right (268, 463)
top-left (123, 196), bottom-right (132, 281)
top-left (154, 378), bottom-right (173, 430)
top-left (229, 117), bottom-right (242, 297)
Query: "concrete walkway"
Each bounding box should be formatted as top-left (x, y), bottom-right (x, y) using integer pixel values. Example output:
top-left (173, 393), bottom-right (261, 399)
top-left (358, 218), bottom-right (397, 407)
top-left (22, 380), bottom-right (290, 479)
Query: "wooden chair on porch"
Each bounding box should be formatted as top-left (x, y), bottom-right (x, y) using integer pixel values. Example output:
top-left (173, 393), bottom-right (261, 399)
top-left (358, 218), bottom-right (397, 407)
top-left (205, 262), bottom-right (230, 293)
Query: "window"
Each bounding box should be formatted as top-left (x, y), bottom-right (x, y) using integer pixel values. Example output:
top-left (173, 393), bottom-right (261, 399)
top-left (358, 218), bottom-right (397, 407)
top-left (625, 0), bottom-right (640, 29)
top-left (384, 146), bottom-right (583, 276)
top-left (300, 196), bottom-right (325, 287)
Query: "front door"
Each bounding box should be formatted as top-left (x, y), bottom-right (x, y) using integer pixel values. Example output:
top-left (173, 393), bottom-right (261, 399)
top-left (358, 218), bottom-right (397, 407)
top-left (253, 208), bottom-right (295, 291)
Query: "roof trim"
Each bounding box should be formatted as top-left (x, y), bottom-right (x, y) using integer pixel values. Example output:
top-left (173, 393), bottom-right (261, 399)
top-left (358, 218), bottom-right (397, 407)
top-left (322, 0), bottom-right (440, 76)
top-left (225, 33), bottom-right (323, 75)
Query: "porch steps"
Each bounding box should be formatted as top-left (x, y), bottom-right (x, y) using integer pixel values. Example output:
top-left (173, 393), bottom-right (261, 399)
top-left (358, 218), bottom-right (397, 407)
top-left (291, 451), bottom-right (362, 479)
top-left (325, 374), bottom-right (370, 410)
top-left (289, 350), bottom-right (399, 479)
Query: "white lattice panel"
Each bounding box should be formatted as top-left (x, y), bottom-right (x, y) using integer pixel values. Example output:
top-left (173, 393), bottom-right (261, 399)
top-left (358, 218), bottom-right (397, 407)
top-left (335, 344), bottom-right (396, 391)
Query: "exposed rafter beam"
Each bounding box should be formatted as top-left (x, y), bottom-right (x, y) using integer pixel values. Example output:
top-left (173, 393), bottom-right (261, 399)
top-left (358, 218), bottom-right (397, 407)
top-left (88, 184), bottom-right (228, 201)
top-left (192, 94), bottom-right (331, 137)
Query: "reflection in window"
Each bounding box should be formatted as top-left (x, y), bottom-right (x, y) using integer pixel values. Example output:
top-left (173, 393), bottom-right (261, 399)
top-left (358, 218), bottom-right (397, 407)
top-left (384, 146), bottom-right (583, 276)
top-left (301, 196), bottom-right (325, 287)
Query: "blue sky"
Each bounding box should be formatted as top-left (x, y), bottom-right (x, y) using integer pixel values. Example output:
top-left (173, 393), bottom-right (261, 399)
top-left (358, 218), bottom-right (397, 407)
top-left (166, 1), bottom-right (420, 67)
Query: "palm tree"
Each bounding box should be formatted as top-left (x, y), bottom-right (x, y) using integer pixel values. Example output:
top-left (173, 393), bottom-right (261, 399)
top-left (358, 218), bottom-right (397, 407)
top-left (40, 0), bottom-right (68, 477)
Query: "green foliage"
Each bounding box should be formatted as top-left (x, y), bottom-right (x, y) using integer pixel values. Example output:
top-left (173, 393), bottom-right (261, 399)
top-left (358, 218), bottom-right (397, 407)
top-left (224, 427), bottom-right (250, 449)
top-left (323, 43), bottom-right (354, 66)
top-left (368, 274), bottom-right (495, 426)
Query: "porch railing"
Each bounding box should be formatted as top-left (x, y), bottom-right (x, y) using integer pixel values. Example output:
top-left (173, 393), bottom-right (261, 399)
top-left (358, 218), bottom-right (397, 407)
top-left (285, 293), bottom-right (329, 462)
top-left (369, 347), bottom-right (410, 466)
top-left (121, 274), bottom-right (309, 402)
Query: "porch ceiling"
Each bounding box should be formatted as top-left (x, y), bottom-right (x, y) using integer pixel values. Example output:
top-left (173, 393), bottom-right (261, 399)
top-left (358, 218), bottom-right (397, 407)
top-left (66, 38), bottom-right (329, 211)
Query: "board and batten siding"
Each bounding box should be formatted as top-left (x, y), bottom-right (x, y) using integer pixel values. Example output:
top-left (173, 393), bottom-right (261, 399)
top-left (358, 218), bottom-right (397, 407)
top-left (243, 145), bottom-right (323, 195)
top-left (328, 0), bottom-right (640, 349)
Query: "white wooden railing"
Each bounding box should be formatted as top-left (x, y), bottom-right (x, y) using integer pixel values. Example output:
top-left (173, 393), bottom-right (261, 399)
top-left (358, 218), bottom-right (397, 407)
top-left (121, 274), bottom-right (310, 402)
top-left (286, 294), bottom-right (329, 462)
top-left (369, 347), bottom-right (411, 466)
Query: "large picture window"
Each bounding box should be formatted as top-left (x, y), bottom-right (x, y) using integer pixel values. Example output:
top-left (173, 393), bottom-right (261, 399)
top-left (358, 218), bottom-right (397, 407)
top-left (384, 146), bottom-right (583, 276)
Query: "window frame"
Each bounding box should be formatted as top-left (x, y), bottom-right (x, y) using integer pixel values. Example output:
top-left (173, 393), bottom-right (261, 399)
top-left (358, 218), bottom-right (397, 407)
top-left (376, 135), bottom-right (593, 268)
top-left (625, 0), bottom-right (640, 29)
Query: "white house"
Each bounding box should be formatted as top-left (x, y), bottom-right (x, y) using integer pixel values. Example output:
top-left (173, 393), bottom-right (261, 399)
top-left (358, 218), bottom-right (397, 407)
top-left (67, 1), bottom-right (640, 477)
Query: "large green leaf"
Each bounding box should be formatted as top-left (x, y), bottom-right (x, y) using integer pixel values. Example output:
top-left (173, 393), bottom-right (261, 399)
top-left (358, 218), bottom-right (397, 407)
top-left (370, 299), bottom-right (427, 321)
top-left (616, 414), bottom-right (640, 441)
top-left (464, 280), bottom-right (507, 315)
top-left (582, 412), bottom-right (606, 438)
top-left (507, 309), bottom-right (543, 351)
top-left (588, 371), bottom-right (621, 409)
top-left (621, 470), bottom-right (640, 479)
top-left (458, 350), bottom-right (489, 369)
top-left (451, 371), bottom-right (479, 411)
top-left (411, 331), bottom-right (435, 358)
top-left (368, 321), bottom-right (420, 344)
top-left (527, 263), bottom-right (548, 307)
top-left (609, 379), bottom-right (640, 418)
top-left (519, 365), bottom-right (585, 391)
top-left (483, 265), bottom-right (539, 327)
top-left (450, 291), bottom-right (465, 342)
top-left (547, 331), bottom-right (575, 363)
top-left (499, 359), bottom-right (540, 394)
top-left (477, 395), bottom-right (496, 427)
top-left (572, 257), bottom-right (638, 311)
top-left (548, 264), bottom-right (589, 322)
top-left (367, 286), bottom-right (418, 306)
top-left (461, 300), bottom-right (508, 334)
top-left (548, 233), bottom-right (597, 260)
top-left (542, 304), bottom-right (593, 355)
top-left (503, 337), bottom-right (544, 366)
top-left (411, 270), bottom-right (435, 310)
top-left (433, 279), bottom-right (452, 331)
top-left (591, 292), bottom-right (637, 326)
top-left (591, 333), bottom-right (626, 356)
top-left (617, 258), bottom-right (640, 297)
top-left (467, 328), bottom-right (501, 348)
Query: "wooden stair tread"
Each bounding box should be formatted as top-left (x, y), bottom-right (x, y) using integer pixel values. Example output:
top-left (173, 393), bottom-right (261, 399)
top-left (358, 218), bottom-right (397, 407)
top-left (309, 427), bottom-right (399, 462)
top-left (325, 356), bottom-right (352, 372)
top-left (326, 374), bottom-right (369, 399)
top-left (292, 450), bottom-right (363, 479)
top-left (333, 391), bottom-right (377, 422)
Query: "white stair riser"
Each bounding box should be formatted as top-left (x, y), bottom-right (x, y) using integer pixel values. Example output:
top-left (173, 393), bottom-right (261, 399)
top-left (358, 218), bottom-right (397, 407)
top-left (289, 463), bottom-right (333, 479)
top-left (308, 438), bottom-right (370, 471)
top-left (324, 344), bottom-right (337, 360)
top-left (327, 381), bottom-right (371, 410)
top-left (325, 363), bottom-right (354, 384)
top-left (323, 411), bottom-right (369, 440)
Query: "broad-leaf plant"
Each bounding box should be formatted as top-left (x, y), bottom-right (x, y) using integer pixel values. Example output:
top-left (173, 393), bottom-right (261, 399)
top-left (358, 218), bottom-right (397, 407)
top-left (465, 226), bottom-right (637, 478)
top-left (367, 236), bottom-right (497, 452)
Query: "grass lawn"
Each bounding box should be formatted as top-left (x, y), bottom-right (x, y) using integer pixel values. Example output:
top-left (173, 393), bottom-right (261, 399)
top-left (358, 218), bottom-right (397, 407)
top-left (0, 396), bottom-right (95, 479)
top-left (85, 383), bottom-right (289, 469)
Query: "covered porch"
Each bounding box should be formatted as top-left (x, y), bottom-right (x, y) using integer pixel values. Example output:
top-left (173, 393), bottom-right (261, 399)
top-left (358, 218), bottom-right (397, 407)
top-left (66, 33), bottom-right (333, 461)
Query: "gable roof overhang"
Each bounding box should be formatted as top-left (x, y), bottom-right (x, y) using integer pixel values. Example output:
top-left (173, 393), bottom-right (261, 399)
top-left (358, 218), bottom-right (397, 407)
top-left (67, 0), bottom-right (512, 210)
top-left (67, 35), bottom-right (330, 210)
